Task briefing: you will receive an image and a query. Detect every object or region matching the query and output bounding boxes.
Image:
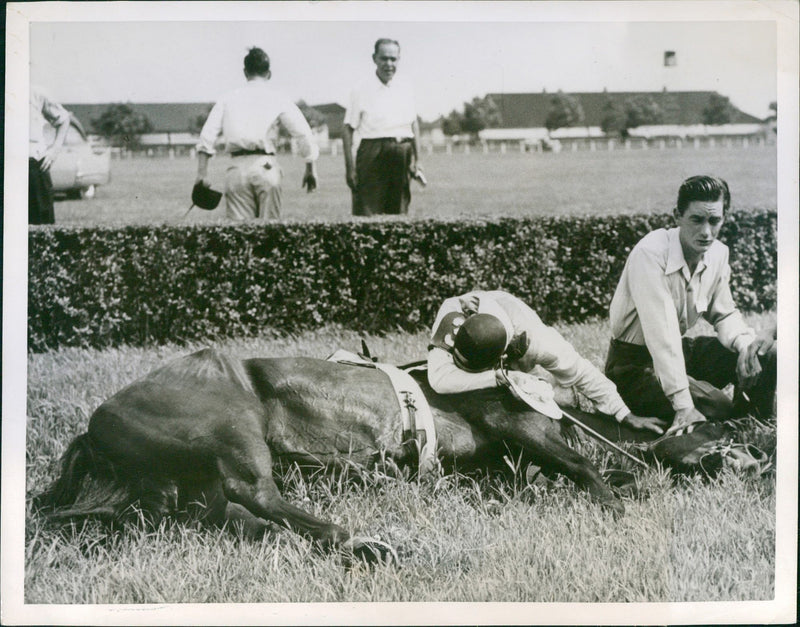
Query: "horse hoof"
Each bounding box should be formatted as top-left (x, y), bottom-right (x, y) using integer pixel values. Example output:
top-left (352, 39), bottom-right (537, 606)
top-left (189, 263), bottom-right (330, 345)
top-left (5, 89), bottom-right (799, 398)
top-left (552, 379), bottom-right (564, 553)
top-left (343, 536), bottom-right (399, 566)
top-left (602, 498), bottom-right (625, 518)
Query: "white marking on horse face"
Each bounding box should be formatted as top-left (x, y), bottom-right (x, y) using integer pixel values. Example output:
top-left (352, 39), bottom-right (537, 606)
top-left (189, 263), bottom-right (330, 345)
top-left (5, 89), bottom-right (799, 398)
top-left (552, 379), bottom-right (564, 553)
top-left (453, 316), bottom-right (465, 327)
top-left (444, 333), bottom-right (454, 347)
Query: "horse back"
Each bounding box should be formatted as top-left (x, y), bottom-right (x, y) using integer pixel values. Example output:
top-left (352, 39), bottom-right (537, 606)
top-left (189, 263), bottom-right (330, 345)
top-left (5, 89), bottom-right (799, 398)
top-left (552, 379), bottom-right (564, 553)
top-left (88, 348), bottom-right (267, 479)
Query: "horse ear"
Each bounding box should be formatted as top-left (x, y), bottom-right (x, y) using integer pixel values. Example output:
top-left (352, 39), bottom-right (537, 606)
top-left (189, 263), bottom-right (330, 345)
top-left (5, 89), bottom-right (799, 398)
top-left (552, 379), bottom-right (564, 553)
top-left (360, 339), bottom-right (378, 363)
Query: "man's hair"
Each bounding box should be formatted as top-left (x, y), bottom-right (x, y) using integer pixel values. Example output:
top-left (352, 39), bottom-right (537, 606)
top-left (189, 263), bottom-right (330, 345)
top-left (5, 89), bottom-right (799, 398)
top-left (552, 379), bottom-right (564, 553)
top-left (676, 175), bottom-right (730, 215)
top-left (244, 47), bottom-right (271, 76)
top-left (373, 38), bottom-right (400, 55)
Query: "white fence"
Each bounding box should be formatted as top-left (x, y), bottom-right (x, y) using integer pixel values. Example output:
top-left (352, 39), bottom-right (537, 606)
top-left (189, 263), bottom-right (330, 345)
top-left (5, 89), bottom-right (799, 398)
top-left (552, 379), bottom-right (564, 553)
top-left (108, 133), bottom-right (775, 159)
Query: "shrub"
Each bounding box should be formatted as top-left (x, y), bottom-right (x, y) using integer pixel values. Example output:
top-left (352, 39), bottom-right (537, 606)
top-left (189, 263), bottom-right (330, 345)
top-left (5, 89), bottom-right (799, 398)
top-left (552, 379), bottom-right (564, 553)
top-left (27, 210), bottom-right (776, 351)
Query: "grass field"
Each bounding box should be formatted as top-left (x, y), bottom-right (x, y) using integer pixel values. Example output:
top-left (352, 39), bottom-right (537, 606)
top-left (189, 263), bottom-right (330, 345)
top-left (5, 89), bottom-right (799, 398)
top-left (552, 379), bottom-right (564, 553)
top-left (25, 314), bottom-right (777, 604)
top-left (25, 144), bottom-right (780, 608)
top-left (52, 144), bottom-right (777, 224)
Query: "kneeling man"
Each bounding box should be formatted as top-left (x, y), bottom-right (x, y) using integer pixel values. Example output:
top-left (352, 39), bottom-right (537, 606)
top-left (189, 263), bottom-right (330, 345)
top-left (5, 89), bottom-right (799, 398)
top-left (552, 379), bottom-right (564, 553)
top-left (428, 290), bottom-right (663, 433)
top-left (606, 175), bottom-right (776, 436)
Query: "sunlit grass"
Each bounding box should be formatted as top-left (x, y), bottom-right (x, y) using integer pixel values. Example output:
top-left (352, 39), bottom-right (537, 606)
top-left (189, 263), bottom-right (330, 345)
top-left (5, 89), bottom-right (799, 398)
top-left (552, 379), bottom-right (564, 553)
top-left (52, 145), bottom-right (776, 225)
top-left (25, 313), bottom-right (776, 603)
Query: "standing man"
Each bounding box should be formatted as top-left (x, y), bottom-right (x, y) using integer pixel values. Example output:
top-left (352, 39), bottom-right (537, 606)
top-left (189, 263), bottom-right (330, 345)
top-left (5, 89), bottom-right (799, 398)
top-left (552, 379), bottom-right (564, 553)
top-left (343, 38), bottom-right (422, 216)
top-left (427, 290), bottom-right (665, 433)
top-left (606, 175), bottom-right (777, 436)
top-left (196, 47), bottom-right (319, 220)
top-left (29, 85), bottom-right (71, 225)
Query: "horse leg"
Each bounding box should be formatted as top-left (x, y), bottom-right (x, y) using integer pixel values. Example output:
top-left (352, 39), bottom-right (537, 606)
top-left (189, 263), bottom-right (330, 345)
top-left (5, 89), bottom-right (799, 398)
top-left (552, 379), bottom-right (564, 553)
top-left (213, 431), bottom-right (395, 562)
top-left (480, 412), bottom-right (624, 515)
top-left (213, 429), bottom-right (347, 548)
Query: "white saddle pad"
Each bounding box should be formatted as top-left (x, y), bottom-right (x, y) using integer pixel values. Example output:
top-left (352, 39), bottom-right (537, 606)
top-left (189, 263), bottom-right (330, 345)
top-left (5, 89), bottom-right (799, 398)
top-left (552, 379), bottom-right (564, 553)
top-left (327, 350), bottom-right (438, 475)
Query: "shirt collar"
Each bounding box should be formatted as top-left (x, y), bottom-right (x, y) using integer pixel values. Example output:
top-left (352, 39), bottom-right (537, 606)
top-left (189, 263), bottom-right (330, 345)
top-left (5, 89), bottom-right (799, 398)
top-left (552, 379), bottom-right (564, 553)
top-left (665, 227), bottom-right (706, 278)
top-left (373, 72), bottom-right (400, 88)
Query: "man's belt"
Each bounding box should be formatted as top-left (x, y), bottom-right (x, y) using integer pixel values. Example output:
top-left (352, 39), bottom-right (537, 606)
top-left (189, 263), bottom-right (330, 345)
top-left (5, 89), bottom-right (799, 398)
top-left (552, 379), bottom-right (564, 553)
top-left (230, 149), bottom-right (275, 157)
top-left (361, 137), bottom-right (413, 144)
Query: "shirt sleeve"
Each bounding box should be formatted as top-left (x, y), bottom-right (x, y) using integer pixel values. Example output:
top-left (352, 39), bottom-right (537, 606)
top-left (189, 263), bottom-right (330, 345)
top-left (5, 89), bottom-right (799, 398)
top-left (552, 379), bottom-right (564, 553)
top-left (41, 95), bottom-right (70, 128)
top-left (429, 297), bottom-right (463, 334)
top-left (343, 88), bottom-right (361, 130)
top-left (427, 347), bottom-right (498, 394)
top-left (626, 246), bottom-right (694, 411)
top-left (278, 102), bottom-right (320, 162)
top-left (197, 102), bottom-right (224, 156)
top-left (534, 327), bottom-right (630, 421)
top-left (705, 253), bottom-right (755, 354)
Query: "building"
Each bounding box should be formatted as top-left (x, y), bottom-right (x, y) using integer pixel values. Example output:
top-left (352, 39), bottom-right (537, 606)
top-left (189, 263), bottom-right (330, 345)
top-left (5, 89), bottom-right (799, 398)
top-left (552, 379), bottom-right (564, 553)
top-left (479, 90), bottom-right (766, 145)
top-left (64, 101), bottom-right (337, 153)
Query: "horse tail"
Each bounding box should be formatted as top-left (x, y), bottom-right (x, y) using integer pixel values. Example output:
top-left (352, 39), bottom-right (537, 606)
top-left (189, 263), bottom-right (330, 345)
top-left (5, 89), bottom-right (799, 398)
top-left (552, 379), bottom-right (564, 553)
top-left (33, 433), bottom-right (137, 521)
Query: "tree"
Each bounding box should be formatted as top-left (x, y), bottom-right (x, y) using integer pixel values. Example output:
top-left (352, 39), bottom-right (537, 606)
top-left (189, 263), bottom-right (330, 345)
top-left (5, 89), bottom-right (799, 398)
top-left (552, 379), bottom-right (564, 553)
top-left (600, 98), bottom-right (627, 137)
top-left (441, 95), bottom-right (502, 141)
top-left (189, 105), bottom-right (214, 135)
top-left (91, 103), bottom-right (153, 148)
top-left (544, 91), bottom-right (585, 133)
top-left (460, 96), bottom-right (502, 141)
top-left (702, 93), bottom-right (737, 125)
top-left (441, 110), bottom-right (462, 136)
top-left (623, 96), bottom-right (662, 129)
top-left (768, 101), bottom-right (777, 119)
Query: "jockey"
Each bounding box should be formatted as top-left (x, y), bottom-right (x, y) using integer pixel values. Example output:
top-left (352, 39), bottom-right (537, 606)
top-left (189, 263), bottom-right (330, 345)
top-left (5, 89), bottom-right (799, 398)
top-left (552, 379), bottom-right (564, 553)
top-left (427, 290), bottom-right (665, 434)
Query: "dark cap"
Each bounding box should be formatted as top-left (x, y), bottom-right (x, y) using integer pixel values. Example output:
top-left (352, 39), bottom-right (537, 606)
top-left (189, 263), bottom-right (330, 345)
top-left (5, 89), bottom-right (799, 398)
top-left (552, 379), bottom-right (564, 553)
top-left (191, 181), bottom-right (222, 210)
top-left (453, 313), bottom-right (509, 372)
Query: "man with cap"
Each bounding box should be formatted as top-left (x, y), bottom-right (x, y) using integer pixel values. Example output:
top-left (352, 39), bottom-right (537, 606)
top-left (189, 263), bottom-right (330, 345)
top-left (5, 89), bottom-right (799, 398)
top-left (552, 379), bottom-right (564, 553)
top-left (195, 46), bottom-right (319, 220)
top-left (428, 290), bottom-right (665, 433)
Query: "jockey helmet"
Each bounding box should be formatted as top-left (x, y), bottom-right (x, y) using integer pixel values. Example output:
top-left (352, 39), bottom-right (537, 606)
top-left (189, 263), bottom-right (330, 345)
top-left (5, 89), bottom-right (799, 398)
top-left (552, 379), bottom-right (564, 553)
top-left (453, 313), bottom-right (509, 372)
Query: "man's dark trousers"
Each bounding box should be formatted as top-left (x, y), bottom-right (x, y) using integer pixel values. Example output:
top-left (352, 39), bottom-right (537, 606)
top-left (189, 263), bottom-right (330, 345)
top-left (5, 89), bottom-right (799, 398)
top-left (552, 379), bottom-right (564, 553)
top-left (29, 158), bottom-right (56, 225)
top-left (605, 336), bottom-right (776, 421)
top-left (353, 138), bottom-right (413, 216)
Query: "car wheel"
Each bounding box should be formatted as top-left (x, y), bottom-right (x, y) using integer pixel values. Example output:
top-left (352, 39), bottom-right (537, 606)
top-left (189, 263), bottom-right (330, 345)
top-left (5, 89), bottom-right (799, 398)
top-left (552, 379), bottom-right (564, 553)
top-left (80, 184), bottom-right (97, 199)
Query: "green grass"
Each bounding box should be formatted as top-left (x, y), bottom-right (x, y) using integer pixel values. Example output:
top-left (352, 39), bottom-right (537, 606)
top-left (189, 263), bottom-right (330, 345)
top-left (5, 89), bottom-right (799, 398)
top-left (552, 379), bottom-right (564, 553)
top-left (25, 313), bottom-right (777, 604)
top-left (52, 145), bottom-right (777, 225)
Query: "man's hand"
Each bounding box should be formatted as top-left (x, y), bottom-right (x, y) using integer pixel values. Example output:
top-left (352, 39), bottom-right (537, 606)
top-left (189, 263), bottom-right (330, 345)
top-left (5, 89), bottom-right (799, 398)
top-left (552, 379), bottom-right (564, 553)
top-left (666, 406), bottom-right (707, 436)
top-left (458, 294), bottom-right (480, 316)
top-left (40, 146), bottom-right (61, 172)
top-left (302, 172), bottom-right (317, 192)
top-left (736, 340), bottom-right (765, 391)
top-left (495, 368), bottom-right (511, 388)
top-left (302, 163), bottom-right (317, 193)
top-left (345, 167), bottom-right (357, 191)
top-left (410, 164), bottom-right (427, 187)
top-left (622, 413), bottom-right (667, 435)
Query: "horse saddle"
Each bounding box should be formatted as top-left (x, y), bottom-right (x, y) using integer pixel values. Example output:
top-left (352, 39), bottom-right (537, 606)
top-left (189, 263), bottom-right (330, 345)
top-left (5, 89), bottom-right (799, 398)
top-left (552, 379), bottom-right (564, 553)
top-left (326, 349), bottom-right (438, 476)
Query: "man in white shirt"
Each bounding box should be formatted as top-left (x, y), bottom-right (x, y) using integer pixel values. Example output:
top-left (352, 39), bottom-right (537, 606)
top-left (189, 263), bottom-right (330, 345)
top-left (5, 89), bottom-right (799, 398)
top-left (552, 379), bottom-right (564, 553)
top-left (30, 85), bottom-right (71, 224)
top-left (427, 290), bottom-right (665, 433)
top-left (342, 39), bottom-right (422, 216)
top-left (606, 175), bottom-right (776, 436)
top-left (196, 47), bottom-right (319, 220)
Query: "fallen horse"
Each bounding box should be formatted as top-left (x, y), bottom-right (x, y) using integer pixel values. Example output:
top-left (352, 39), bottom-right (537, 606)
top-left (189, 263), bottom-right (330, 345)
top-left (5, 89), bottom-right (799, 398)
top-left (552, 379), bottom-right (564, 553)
top-left (35, 348), bottom-right (767, 562)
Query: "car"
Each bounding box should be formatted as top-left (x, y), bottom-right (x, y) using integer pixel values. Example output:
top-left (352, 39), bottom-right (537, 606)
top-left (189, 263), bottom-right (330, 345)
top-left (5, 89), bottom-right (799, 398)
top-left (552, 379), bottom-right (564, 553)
top-left (45, 116), bottom-right (111, 199)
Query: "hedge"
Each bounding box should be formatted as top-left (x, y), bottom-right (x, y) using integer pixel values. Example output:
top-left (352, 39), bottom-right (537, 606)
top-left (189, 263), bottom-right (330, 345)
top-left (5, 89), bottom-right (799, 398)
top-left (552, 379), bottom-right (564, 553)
top-left (27, 210), bottom-right (777, 351)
